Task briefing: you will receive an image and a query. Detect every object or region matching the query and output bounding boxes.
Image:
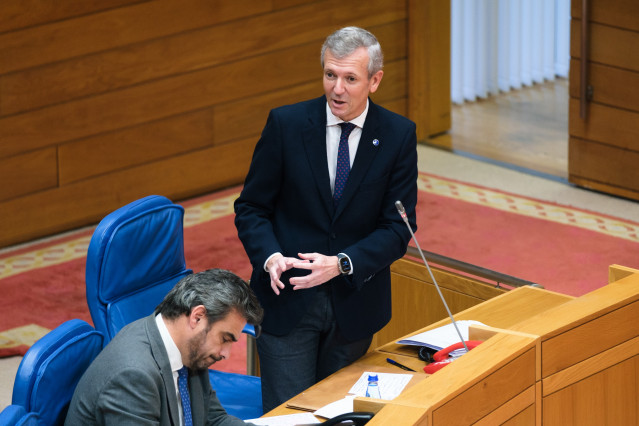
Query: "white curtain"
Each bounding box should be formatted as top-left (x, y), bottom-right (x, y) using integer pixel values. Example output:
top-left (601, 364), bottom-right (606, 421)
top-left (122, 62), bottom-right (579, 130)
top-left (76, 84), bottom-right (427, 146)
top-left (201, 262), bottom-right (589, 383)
top-left (451, 0), bottom-right (571, 104)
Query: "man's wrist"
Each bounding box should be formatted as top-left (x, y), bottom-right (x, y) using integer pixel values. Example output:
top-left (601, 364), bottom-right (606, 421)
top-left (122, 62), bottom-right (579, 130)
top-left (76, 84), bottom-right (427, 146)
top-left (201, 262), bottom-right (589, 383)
top-left (337, 253), bottom-right (353, 275)
top-left (264, 252), bottom-right (283, 271)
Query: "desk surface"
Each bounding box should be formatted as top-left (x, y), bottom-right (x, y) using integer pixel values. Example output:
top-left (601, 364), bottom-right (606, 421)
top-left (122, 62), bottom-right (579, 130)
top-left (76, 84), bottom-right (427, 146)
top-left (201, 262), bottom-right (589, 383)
top-left (262, 285), bottom-right (574, 420)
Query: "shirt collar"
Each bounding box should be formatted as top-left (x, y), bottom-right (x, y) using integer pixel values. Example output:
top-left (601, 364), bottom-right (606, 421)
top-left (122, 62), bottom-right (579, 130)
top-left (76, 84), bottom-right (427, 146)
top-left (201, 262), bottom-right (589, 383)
top-left (155, 313), bottom-right (184, 373)
top-left (326, 99), bottom-right (369, 129)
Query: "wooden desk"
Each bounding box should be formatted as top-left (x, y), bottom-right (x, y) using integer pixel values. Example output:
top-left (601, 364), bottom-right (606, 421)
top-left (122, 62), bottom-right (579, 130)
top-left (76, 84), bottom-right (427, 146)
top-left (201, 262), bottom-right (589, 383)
top-left (263, 265), bottom-right (639, 425)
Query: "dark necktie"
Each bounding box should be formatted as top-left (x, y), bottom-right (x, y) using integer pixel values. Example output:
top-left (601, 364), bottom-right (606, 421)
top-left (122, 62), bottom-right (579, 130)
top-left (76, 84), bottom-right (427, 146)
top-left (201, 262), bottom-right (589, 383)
top-left (334, 122), bottom-right (357, 207)
top-left (178, 367), bottom-right (193, 426)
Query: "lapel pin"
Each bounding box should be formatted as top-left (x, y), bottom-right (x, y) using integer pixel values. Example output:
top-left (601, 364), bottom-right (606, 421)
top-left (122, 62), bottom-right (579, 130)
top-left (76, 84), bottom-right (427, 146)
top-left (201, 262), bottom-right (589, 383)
top-left (372, 139), bottom-right (379, 146)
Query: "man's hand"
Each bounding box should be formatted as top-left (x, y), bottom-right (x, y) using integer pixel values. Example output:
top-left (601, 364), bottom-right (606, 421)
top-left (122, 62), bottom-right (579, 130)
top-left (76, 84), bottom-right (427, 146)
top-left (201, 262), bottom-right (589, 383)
top-left (289, 252), bottom-right (340, 290)
top-left (266, 254), bottom-right (303, 295)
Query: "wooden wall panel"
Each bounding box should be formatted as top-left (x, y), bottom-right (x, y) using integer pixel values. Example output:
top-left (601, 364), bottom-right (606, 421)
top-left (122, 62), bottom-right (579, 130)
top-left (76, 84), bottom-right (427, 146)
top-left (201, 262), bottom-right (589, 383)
top-left (569, 137), bottom-right (639, 196)
top-left (0, 0), bottom-right (449, 248)
top-left (568, 98), bottom-right (639, 151)
top-left (0, 0), bottom-right (271, 74)
top-left (568, 0), bottom-right (639, 201)
top-left (58, 109), bottom-right (217, 185)
top-left (542, 357), bottom-right (639, 425)
top-left (408, 0), bottom-right (451, 139)
top-left (570, 20), bottom-right (639, 73)
top-left (0, 138), bottom-right (256, 245)
top-left (0, 0), bottom-right (148, 34)
top-left (0, 148), bottom-right (57, 202)
top-left (570, 59), bottom-right (639, 113)
top-left (572, 0), bottom-right (639, 32)
top-left (0, 0), bottom-right (404, 115)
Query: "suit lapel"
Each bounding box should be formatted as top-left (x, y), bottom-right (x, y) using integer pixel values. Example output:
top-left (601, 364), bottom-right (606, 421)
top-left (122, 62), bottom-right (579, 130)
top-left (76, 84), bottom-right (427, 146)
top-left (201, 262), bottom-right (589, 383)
top-left (146, 316), bottom-right (181, 426)
top-left (334, 100), bottom-right (381, 219)
top-left (303, 98), bottom-right (334, 217)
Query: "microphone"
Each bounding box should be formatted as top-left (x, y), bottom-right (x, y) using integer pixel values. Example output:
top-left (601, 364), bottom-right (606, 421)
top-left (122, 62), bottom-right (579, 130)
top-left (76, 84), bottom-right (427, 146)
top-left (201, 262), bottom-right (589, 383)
top-left (395, 201), bottom-right (470, 353)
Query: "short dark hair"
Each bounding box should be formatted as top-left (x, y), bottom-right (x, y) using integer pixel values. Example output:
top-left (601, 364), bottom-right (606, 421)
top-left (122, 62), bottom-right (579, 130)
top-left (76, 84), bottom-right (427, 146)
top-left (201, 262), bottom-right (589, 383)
top-left (155, 269), bottom-right (263, 327)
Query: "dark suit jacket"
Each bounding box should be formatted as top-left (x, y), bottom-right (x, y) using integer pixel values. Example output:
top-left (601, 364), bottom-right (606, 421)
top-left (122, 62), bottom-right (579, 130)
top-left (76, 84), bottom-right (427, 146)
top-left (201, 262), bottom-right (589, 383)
top-left (65, 315), bottom-right (246, 426)
top-left (234, 96), bottom-right (418, 341)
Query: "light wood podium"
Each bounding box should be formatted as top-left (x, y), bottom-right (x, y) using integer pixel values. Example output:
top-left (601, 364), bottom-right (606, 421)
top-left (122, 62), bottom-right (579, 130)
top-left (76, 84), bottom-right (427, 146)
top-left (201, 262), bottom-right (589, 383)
top-left (264, 263), bottom-right (639, 425)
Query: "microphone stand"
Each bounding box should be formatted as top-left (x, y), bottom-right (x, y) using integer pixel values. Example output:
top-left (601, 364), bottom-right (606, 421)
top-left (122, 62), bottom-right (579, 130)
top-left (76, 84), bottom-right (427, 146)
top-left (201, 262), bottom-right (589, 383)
top-left (395, 201), bottom-right (469, 353)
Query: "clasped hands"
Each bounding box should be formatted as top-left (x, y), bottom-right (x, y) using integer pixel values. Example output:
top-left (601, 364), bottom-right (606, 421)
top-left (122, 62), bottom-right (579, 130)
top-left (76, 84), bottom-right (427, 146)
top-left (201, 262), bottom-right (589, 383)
top-left (266, 253), bottom-right (340, 295)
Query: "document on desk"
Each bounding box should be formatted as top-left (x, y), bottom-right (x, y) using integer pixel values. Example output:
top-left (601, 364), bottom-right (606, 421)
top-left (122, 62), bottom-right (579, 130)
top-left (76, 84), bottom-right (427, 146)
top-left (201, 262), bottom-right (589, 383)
top-left (313, 395), bottom-right (355, 419)
top-left (396, 320), bottom-right (487, 351)
top-left (348, 371), bottom-right (413, 400)
top-left (246, 412), bottom-right (320, 425)
top-left (312, 373), bottom-right (412, 419)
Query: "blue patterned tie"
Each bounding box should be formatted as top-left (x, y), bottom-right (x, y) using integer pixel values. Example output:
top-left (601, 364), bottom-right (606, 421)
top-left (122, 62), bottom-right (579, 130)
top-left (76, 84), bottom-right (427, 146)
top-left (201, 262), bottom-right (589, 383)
top-left (334, 122), bottom-right (357, 207)
top-left (178, 367), bottom-right (193, 426)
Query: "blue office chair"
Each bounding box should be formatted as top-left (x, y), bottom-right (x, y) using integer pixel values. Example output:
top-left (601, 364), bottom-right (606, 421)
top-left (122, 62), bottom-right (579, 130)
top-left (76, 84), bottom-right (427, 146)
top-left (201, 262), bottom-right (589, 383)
top-left (0, 405), bottom-right (38, 426)
top-left (85, 195), bottom-right (192, 341)
top-left (10, 319), bottom-right (104, 425)
top-left (85, 195), bottom-right (262, 419)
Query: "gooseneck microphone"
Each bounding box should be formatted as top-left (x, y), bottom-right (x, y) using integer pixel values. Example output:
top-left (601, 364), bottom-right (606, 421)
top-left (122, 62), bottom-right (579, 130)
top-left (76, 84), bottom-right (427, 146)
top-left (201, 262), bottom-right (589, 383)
top-left (395, 200), bottom-right (470, 353)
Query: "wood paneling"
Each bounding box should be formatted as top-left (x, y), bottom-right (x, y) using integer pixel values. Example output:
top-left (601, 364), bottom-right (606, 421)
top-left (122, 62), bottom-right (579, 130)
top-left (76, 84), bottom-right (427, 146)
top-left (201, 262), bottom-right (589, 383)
top-left (58, 109), bottom-right (217, 185)
top-left (572, 0), bottom-right (639, 33)
top-left (432, 348), bottom-right (536, 425)
top-left (569, 98), bottom-right (639, 150)
top-left (571, 20), bottom-right (639, 73)
top-left (408, 0), bottom-right (451, 140)
top-left (569, 137), bottom-right (639, 195)
top-left (0, 0), bottom-right (450, 248)
top-left (0, 138), bottom-right (255, 246)
top-left (569, 0), bottom-right (639, 201)
top-left (0, 148), bottom-right (57, 202)
top-left (372, 257), bottom-right (506, 348)
top-left (542, 357), bottom-right (639, 425)
top-left (0, 1), bottom-right (405, 115)
top-left (570, 59), bottom-right (639, 113)
top-left (0, 0), bottom-right (271, 74)
top-left (0, 0), bottom-right (148, 34)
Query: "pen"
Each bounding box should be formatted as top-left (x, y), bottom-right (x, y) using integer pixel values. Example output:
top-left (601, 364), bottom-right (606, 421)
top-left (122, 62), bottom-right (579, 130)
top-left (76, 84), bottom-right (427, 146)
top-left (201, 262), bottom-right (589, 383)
top-left (386, 357), bottom-right (416, 372)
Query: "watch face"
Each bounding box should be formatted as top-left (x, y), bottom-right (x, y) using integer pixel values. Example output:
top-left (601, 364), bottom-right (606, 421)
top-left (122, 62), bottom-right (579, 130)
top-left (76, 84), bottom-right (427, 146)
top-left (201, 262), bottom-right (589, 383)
top-left (339, 256), bottom-right (351, 274)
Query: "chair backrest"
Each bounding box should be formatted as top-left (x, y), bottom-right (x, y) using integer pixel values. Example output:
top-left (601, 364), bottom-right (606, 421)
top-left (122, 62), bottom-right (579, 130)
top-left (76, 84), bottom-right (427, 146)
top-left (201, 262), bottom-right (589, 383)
top-left (0, 405), bottom-right (39, 426)
top-left (85, 195), bottom-right (192, 342)
top-left (11, 319), bottom-right (104, 425)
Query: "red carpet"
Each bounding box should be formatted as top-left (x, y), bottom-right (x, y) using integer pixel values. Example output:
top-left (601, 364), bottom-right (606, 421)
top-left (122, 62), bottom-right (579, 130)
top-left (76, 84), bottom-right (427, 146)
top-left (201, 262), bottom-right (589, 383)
top-left (1, 173), bottom-right (638, 359)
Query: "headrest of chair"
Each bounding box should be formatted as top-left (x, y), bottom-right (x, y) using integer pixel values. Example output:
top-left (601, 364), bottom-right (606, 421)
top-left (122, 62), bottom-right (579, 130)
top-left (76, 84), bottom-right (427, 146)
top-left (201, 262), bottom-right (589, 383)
top-left (12, 320), bottom-right (104, 424)
top-left (106, 272), bottom-right (190, 338)
top-left (86, 195), bottom-right (188, 326)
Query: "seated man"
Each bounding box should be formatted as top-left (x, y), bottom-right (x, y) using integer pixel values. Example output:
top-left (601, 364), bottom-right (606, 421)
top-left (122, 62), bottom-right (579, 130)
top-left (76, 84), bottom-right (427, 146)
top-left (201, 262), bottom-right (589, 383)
top-left (66, 269), bottom-right (263, 425)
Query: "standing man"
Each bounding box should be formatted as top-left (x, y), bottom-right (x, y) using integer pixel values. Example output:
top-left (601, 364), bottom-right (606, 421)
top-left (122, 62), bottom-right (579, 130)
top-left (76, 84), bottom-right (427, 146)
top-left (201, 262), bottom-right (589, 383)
top-left (234, 26), bottom-right (418, 412)
top-left (65, 269), bottom-right (263, 425)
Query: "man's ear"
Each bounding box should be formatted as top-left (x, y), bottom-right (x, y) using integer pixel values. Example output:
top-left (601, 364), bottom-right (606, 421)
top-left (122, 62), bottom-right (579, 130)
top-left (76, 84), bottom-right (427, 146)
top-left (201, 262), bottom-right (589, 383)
top-left (188, 305), bottom-right (207, 329)
top-left (368, 70), bottom-right (384, 94)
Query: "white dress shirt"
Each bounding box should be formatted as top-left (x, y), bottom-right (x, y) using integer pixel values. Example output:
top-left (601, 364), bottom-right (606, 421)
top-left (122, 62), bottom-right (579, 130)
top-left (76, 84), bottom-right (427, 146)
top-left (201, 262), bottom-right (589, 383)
top-left (325, 100), bottom-right (369, 194)
top-left (263, 100), bottom-right (370, 274)
top-left (156, 313), bottom-right (186, 426)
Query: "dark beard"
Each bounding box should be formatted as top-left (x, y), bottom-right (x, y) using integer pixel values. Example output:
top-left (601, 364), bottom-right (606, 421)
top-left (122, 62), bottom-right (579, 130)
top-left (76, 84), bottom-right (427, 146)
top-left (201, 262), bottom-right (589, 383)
top-left (187, 329), bottom-right (222, 371)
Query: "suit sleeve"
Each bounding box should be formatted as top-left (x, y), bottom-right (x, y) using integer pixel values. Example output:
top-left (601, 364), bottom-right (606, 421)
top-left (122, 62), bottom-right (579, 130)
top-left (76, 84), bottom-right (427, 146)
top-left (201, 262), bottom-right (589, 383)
top-left (234, 110), bottom-right (285, 269)
top-left (95, 367), bottom-right (165, 425)
top-left (343, 120), bottom-right (418, 289)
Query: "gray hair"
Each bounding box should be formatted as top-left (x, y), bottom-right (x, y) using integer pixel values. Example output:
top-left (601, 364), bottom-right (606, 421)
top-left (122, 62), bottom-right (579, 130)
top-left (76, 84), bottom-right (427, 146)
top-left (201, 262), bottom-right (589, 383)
top-left (155, 269), bottom-right (263, 327)
top-left (321, 26), bottom-right (384, 78)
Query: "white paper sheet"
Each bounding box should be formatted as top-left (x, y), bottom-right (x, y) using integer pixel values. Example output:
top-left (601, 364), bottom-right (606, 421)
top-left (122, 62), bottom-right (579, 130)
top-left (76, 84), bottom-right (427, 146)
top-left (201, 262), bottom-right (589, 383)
top-left (347, 371), bottom-right (413, 400)
top-left (313, 395), bottom-right (355, 419)
top-left (245, 412), bottom-right (320, 425)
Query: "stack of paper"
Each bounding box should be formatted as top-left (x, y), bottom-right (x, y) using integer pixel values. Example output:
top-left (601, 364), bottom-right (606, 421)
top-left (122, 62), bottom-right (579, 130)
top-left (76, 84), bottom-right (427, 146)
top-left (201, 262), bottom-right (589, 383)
top-left (396, 320), bottom-right (486, 351)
